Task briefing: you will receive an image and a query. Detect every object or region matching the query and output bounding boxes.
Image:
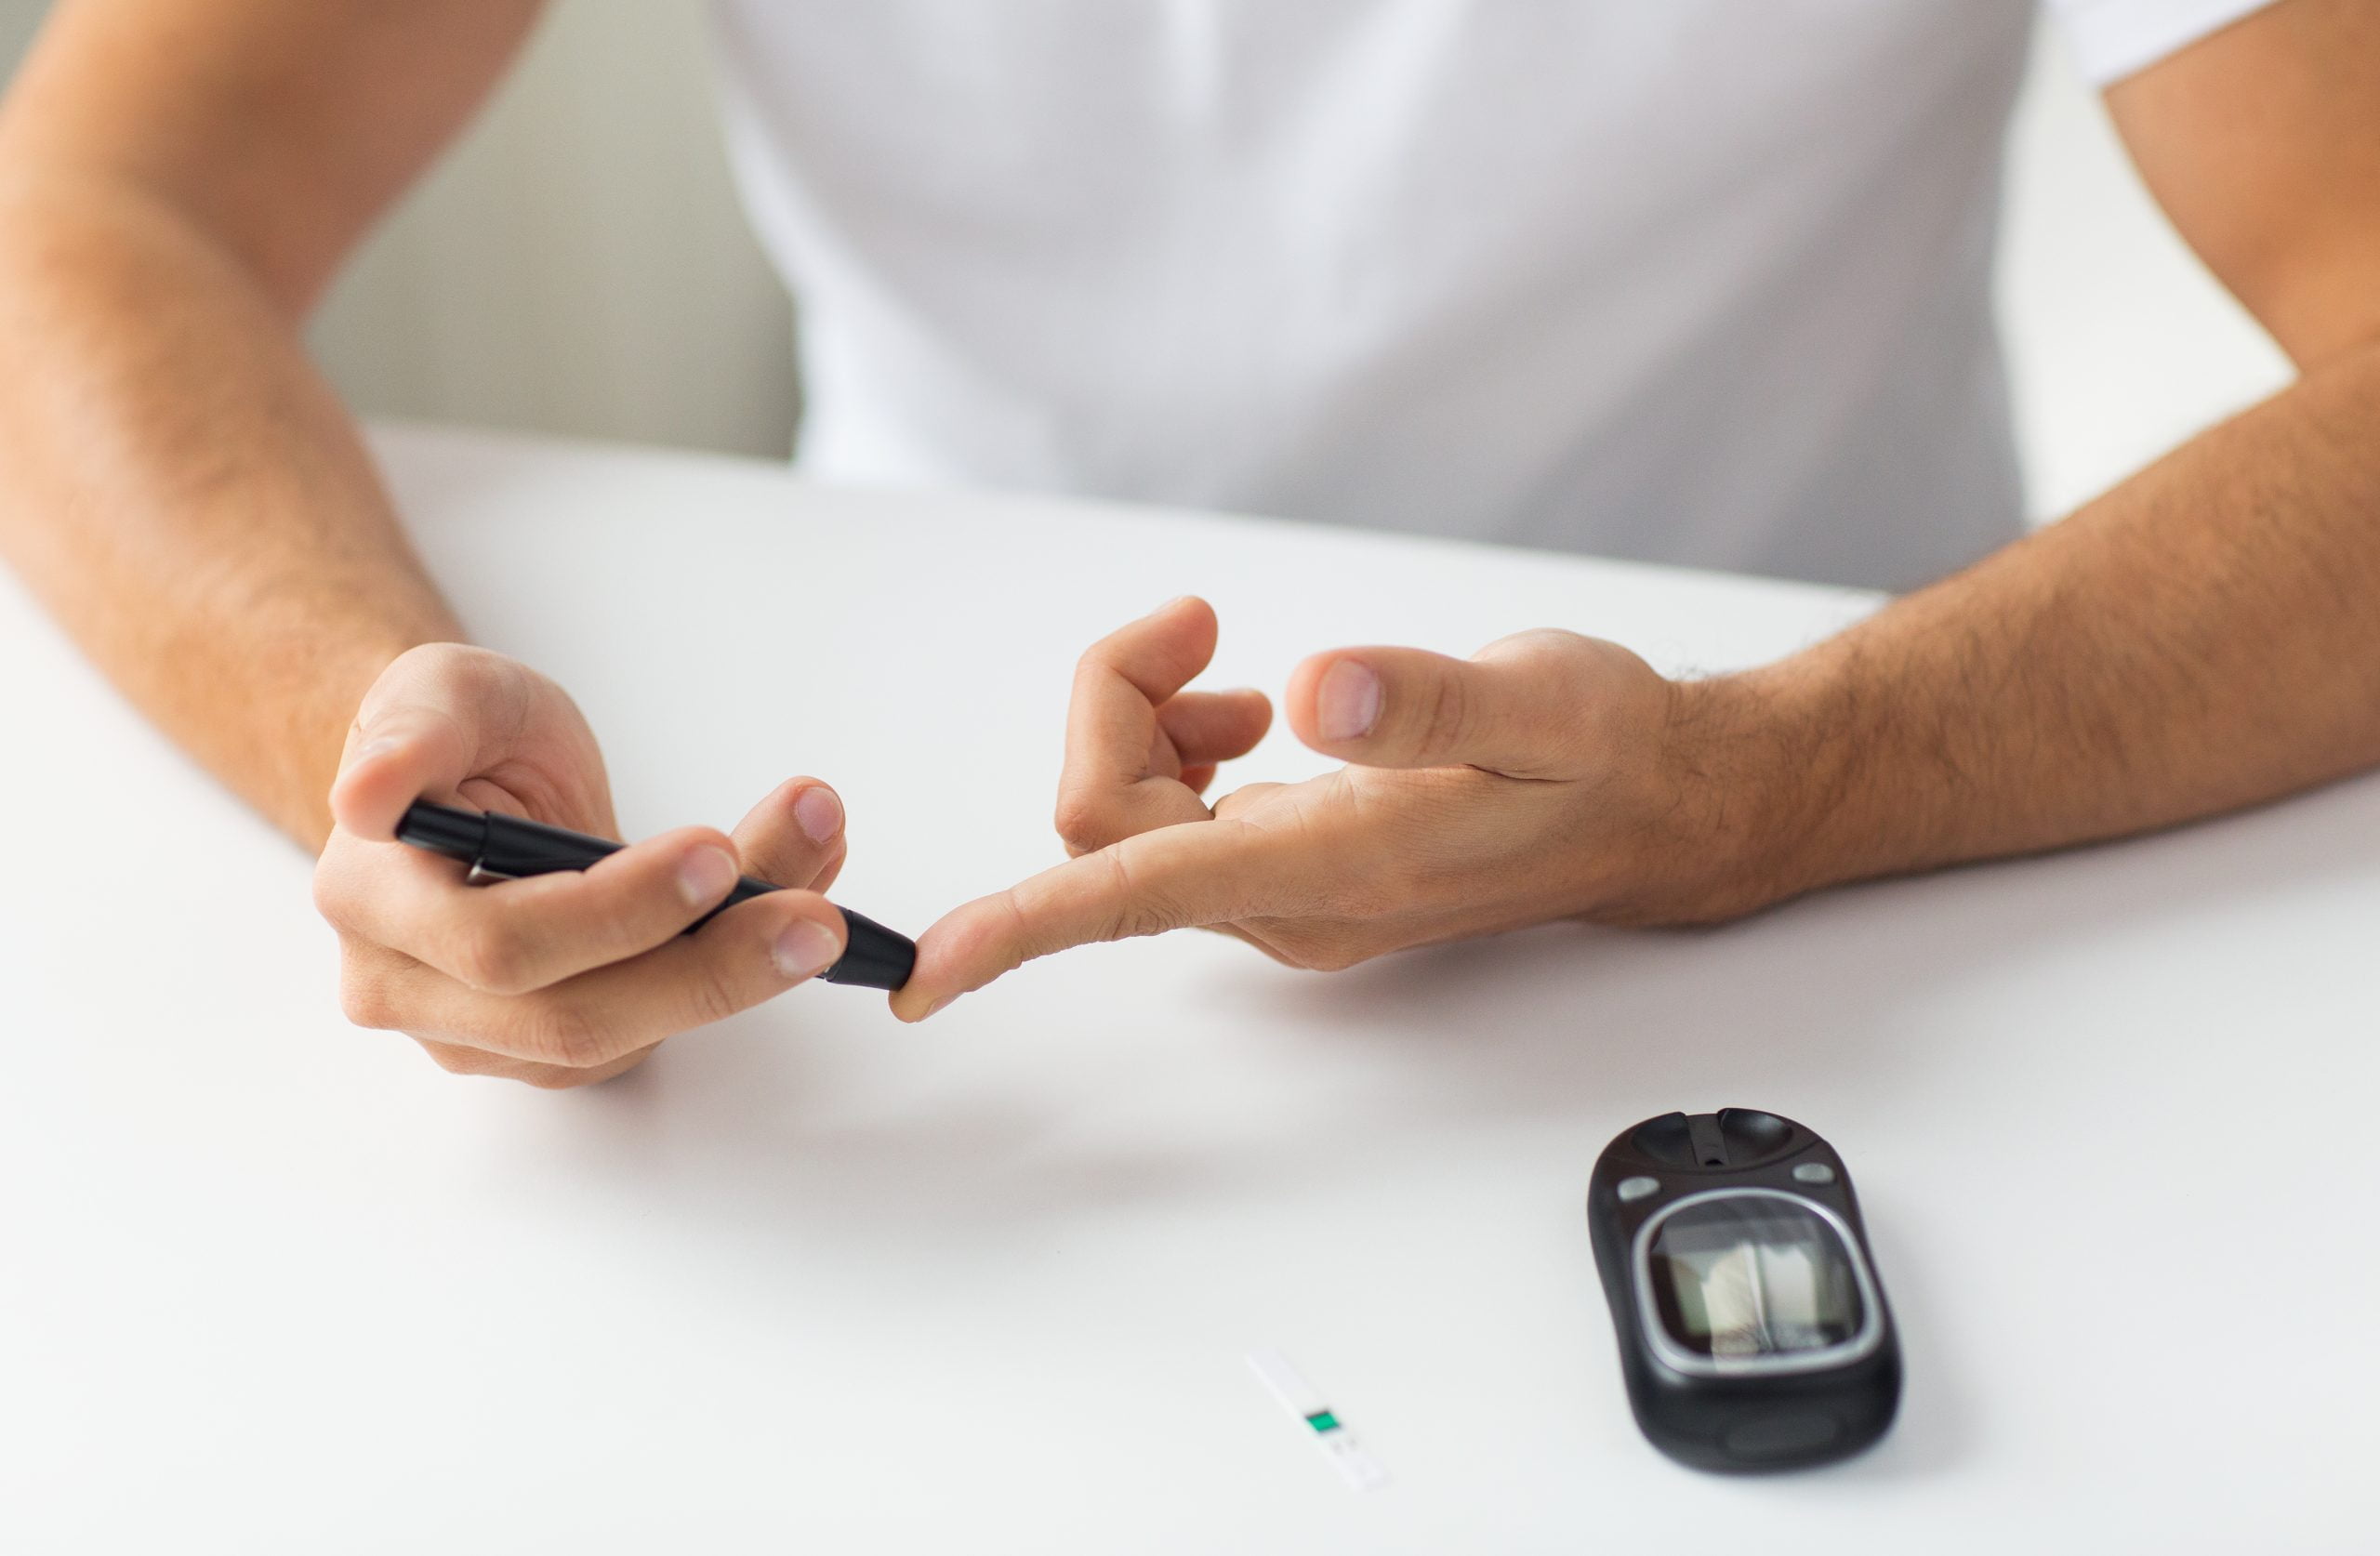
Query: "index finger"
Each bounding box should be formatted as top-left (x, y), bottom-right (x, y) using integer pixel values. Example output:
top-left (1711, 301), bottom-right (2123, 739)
top-left (1057, 597), bottom-right (1223, 851)
top-left (319, 824), bottom-right (748, 996)
top-left (891, 817), bottom-right (1313, 1020)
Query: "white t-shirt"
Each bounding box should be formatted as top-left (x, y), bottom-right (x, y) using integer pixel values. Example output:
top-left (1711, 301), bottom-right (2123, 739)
top-left (707, 0), bottom-right (2270, 588)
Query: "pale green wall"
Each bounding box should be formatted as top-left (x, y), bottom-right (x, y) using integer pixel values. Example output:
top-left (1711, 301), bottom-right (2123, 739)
top-left (0, 1), bottom-right (799, 458)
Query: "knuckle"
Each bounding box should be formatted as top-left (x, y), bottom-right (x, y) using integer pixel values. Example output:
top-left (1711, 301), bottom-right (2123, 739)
top-left (1416, 670), bottom-right (1469, 759)
top-left (358, 642), bottom-right (459, 721)
top-left (451, 926), bottom-right (536, 996)
top-left (1273, 930), bottom-right (1368, 973)
top-left (1052, 789), bottom-right (1117, 854)
top-left (416, 640), bottom-right (503, 697)
top-left (311, 845), bottom-right (377, 932)
top-left (338, 968), bottom-right (399, 1030)
top-left (577, 897), bottom-right (654, 958)
top-left (310, 866), bottom-right (350, 929)
top-left (683, 953), bottom-right (747, 1030)
top-left (420, 1042), bottom-right (504, 1077)
top-left (1500, 629), bottom-right (1607, 706)
top-left (1092, 850), bottom-right (1177, 942)
top-left (512, 998), bottom-right (614, 1068)
top-left (1068, 652), bottom-right (1120, 705)
top-left (1486, 627), bottom-right (1590, 668)
top-left (1112, 899), bottom-right (1179, 941)
top-left (519, 1064), bottom-right (605, 1091)
top-left (679, 824), bottom-right (736, 860)
top-left (1525, 632), bottom-right (1605, 702)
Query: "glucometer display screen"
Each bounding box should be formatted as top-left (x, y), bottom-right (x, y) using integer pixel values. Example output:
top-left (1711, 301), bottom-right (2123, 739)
top-left (1648, 1196), bottom-right (1863, 1359)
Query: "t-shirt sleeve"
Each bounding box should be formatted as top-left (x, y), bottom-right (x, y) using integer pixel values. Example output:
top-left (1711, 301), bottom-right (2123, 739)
top-left (2044, 0), bottom-right (2282, 86)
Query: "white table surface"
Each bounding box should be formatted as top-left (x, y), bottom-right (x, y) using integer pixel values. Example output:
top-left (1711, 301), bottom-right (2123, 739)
top-left (3, 425), bottom-right (2374, 1553)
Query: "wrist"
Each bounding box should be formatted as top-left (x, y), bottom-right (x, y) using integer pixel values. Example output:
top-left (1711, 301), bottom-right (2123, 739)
top-left (1641, 662), bottom-right (1850, 924)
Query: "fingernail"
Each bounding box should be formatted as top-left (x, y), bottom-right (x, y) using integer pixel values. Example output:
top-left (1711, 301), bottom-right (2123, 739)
top-left (348, 736), bottom-right (398, 771)
top-left (774, 918), bottom-right (842, 980)
top-left (1150, 595), bottom-right (1191, 617)
top-left (794, 785), bottom-right (843, 843)
top-left (1316, 659), bottom-right (1382, 742)
top-left (678, 844), bottom-right (738, 907)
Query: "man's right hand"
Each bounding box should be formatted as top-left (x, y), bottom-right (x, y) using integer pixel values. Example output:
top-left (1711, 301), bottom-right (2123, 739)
top-left (312, 644), bottom-right (851, 1087)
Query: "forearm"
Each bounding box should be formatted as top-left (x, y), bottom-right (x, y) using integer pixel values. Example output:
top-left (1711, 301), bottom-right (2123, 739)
top-left (1726, 337), bottom-right (2380, 904)
top-left (0, 171), bottom-right (461, 850)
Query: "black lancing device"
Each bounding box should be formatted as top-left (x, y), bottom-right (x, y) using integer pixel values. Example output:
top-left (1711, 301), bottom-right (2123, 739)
top-left (1587, 1109), bottom-right (1901, 1471)
top-left (394, 799), bottom-right (916, 991)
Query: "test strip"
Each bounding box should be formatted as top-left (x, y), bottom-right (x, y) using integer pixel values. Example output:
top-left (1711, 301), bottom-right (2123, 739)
top-left (1246, 1349), bottom-right (1390, 1491)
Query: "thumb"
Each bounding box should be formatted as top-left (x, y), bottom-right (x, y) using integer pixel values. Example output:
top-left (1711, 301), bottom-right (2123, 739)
top-left (1287, 630), bottom-right (1638, 777)
top-left (327, 645), bottom-right (502, 839)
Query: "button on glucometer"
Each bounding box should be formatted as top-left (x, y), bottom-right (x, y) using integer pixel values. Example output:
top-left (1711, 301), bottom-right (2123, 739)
top-left (1792, 1162), bottom-right (1836, 1185)
top-left (1724, 1413), bottom-right (1843, 1461)
top-left (1616, 1176), bottom-right (1660, 1202)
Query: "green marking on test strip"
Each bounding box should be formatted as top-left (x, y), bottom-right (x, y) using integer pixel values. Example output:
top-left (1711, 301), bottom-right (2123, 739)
top-left (1304, 1410), bottom-right (1341, 1434)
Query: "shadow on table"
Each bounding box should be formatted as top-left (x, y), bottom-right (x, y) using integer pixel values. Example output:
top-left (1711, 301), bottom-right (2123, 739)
top-left (536, 770), bottom-right (2380, 1484)
top-left (1239, 769), bottom-right (2379, 1101)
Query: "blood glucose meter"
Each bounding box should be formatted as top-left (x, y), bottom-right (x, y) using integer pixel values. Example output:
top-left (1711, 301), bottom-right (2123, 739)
top-left (1587, 1109), bottom-right (1901, 1471)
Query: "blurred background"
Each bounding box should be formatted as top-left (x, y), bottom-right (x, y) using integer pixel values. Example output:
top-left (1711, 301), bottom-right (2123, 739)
top-left (0, 2), bottom-right (2294, 527)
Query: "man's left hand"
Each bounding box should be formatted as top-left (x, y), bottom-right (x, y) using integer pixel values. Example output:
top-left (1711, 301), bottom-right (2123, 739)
top-left (891, 596), bottom-right (1789, 1019)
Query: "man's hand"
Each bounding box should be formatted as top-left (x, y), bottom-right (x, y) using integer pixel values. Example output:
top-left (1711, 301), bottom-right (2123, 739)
top-left (891, 597), bottom-right (1781, 1019)
top-left (313, 644), bottom-right (851, 1086)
